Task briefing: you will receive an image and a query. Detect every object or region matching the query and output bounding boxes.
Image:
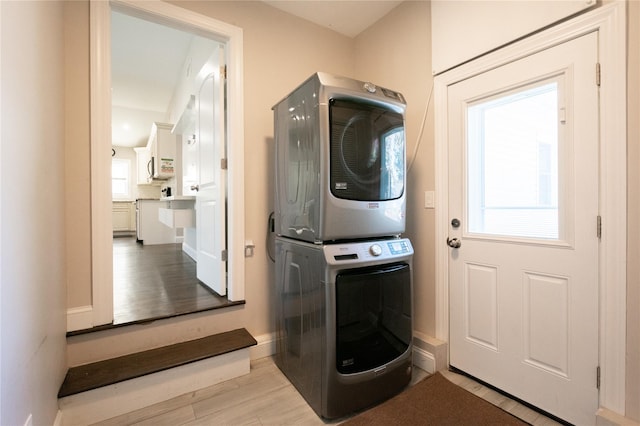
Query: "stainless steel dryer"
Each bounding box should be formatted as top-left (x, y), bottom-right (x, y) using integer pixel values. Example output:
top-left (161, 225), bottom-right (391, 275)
top-left (274, 236), bottom-right (414, 419)
top-left (273, 72), bottom-right (407, 243)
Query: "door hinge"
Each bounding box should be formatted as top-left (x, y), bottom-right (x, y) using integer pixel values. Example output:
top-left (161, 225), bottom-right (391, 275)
top-left (221, 158), bottom-right (228, 170)
top-left (221, 249), bottom-right (228, 262)
top-left (596, 365), bottom-right (601, 389)
top-left (596, 62), bottom-right (601, 87)
top-left (597, 215), bottom-right (602, 239)
top-left (220, 65), bottom-right (227, 80)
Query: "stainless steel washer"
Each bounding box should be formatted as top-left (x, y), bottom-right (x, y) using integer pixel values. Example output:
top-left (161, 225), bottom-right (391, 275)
top-left (275, 236), bottom-right (413, 419)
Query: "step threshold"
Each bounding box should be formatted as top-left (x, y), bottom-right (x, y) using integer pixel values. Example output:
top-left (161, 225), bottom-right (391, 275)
top-left (58, 328), bottom-right (257, 398)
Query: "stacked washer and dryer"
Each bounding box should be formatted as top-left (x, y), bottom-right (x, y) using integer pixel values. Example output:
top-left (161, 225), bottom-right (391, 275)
top-left (273, 72), bottom-right (414, 419)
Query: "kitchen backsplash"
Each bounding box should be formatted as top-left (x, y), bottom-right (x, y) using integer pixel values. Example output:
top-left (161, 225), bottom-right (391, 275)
top-left (137, 185), bottom-right (162, 199)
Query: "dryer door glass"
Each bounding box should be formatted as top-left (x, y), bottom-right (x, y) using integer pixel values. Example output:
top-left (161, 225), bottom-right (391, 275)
top-left (330, 99), bottom-right (405, 201)
top-left (335, 262), bottom-right (411, 374)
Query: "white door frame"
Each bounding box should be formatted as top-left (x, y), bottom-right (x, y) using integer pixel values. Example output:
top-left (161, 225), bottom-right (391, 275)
top-left (434, 2), bottom-right (627, 416)
top-left (72, 0), bottom-right (245, 331)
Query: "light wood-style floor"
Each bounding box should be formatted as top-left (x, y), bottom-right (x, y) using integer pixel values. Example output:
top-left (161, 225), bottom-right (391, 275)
top-left (91, 356), bottom-right (563, 426)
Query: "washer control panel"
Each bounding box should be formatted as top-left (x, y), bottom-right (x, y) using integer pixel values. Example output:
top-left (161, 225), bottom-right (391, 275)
top-left (325, 238), bottom-right (413, 264)
top-left (387, 239), bottom-right (411, 255)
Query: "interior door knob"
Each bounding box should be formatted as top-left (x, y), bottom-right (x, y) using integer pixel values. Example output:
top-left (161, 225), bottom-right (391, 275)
top-left (190, 184), bottom-right (199, 192)
top-left (447, 237), bottom-right (461, 248)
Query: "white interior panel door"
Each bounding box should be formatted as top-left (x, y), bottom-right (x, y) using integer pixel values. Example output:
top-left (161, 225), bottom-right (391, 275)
top-left (196, 46), bottom-right (226, 296)
top-left (448, 32), bottom-right (599, 425)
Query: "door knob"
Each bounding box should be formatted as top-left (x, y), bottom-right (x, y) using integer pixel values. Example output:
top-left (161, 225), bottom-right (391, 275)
top-left (447, 237), bottom-right (461, 249)
top-left (190, 184), bottom-right (199, 192)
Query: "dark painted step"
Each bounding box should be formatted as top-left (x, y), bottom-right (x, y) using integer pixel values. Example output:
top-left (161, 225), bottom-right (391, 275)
top-left (58, 328), bottom-right (257, 398)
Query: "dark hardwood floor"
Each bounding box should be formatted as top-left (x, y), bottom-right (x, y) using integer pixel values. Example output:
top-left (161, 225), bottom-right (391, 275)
top-left (113, 237), bottom-right (241, 325)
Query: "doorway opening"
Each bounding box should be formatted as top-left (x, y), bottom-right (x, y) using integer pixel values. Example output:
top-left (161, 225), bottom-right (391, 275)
top-left (109, 7), bottom-right (234, 326)
top-left (86, 0), bottom-right (245, 331)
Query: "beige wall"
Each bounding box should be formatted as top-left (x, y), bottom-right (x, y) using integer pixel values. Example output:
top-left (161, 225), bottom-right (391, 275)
top-left (64, 0), bottom-right (357, 336)
top-left (63, 0), bottom-right (639, 418)
top-left (1, 1), bottom-right (68, 425)
top-left (626, 0), bottom-right (640, 420)
top-left (65, 0), bottom-right (91, 308)
top-left (353, 1), bottom-right (435, 337)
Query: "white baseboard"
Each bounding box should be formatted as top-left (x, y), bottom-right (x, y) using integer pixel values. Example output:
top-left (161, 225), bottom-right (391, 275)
top-left (250, 333), bottom-right (276, 360)
top-left (596, 408), bottom-right (640, 426)
top-left (182, 242), bottom-right (197, 261)
top-left (66, 305), bottom-right (93, 333)
top-left (413, 331), bottom-right (447, 372)
top-left (413, 346), bottom-right (436, 374)
top-left (59, 348), bottom-right (250, 425)
top-left (53, 410), bottom-right (63, 426)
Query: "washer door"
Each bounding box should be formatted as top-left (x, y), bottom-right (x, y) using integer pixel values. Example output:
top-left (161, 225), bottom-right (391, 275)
top-left (335, 262), bottom-right (411, 374)
top-left (329, 99), bottom-right (405, 201)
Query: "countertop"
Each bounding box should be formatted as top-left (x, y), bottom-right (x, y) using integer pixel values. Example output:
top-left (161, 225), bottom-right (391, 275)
top-left (161, 196), bottom-right (196, 201)
top-left (135, 196), bottom-right (196, 203)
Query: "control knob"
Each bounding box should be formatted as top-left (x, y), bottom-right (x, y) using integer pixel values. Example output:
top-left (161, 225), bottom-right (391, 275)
top-left (369, 244), bottom-right (382, 256)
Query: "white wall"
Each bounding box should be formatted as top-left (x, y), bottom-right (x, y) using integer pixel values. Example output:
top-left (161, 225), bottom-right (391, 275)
top-left (0, 1), bottom-right (67, 425)
top-left (431, 0), bottom-right (594, 74)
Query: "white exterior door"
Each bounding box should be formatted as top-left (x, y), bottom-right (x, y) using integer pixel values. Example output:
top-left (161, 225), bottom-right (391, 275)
top-left (448, 32), bottom-right (599, 425)
top-left (196, 46), bottom-right (227, 296)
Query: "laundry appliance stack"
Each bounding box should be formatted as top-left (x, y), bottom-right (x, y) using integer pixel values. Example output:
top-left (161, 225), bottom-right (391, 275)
top-left (273, 72), bottom-right (414, 419)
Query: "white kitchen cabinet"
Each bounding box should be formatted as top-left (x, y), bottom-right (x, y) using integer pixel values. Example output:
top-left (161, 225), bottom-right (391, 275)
top-left (147, 122), bottom-right (176, 180)
top-left (136, 200), bottom-right (176, 245)
top-left (112, 202), bottom-right (136, 232)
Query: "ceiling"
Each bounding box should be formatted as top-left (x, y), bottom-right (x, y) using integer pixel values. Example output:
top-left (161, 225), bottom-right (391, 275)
top-left (264, 1), bottom-right (402, 38)
top-left (111, 1), bottom-right (403, 148)
top-left (111, 11), bottom-right (194, 148)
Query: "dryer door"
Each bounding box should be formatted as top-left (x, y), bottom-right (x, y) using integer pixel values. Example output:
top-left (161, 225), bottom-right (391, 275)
top-left (329, 99), bottom-right (405, 201)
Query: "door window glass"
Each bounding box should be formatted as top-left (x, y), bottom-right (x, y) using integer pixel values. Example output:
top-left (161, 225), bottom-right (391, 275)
top-left (467, 80), bottom-right (561, 239)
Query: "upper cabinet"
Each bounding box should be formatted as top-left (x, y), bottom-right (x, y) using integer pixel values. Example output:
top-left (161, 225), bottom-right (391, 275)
top-left (147, 122), bottom-right (176, 180)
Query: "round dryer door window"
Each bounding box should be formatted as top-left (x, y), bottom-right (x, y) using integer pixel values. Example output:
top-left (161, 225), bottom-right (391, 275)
top-left (329, 99), bottom-right (405, 201)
